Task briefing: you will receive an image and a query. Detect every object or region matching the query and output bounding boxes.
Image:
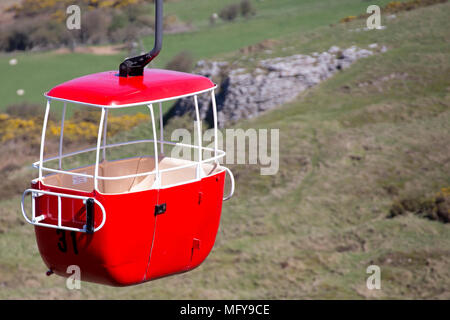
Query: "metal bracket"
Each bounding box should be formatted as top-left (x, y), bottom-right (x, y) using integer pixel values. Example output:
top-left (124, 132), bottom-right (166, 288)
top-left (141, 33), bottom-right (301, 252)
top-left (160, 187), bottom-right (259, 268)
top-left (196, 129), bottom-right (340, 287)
top-left (32, 191), bottom-right (44, 198)
top-left (119, 0), bottom-right (163, 77)
top-left (32, 214), bottom-right (46, 223)
top-left (154, 203), bottom-right (166, 216)
top-left (85, 198), bottom-right (95, 234)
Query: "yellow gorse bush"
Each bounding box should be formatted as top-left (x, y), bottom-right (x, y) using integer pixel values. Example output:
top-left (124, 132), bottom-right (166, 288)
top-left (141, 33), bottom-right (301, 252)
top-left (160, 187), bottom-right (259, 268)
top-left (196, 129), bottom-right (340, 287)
top-left (340, 16), bottom-right (357, 23)
top-left (106, 113), bottom-right (149, 136)
top-left (0, 112), bottom-right (149, 143)
top-left (440, 187), bottom-right (450, 197)
top-left (385, 1), bottom-right (403, 10)
top-left (0, 115), bottom-right (37, 142)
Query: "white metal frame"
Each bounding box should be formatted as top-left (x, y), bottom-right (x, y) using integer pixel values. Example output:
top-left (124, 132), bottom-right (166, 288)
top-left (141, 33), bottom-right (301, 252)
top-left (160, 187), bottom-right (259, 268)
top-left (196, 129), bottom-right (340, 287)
top-left (148, 104), bottom-right (161, 188)
top-left (102, 108), bottom-right (109, 162)
top-left (58, 102), bottom-right (66, 169)
top-left (34, 140), bottom-right (226, 183)
top-left (23, 88), bottom-right (235, 232)
top-left (159, 102), bottom-right (164, 155)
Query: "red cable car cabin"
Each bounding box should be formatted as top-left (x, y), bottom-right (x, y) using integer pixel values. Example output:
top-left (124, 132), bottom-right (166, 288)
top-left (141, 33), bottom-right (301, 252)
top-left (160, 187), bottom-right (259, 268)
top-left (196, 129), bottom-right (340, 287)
top-left (21, 68), bottom-right (235, 286)
top-left (20, 0), bottom-right (234, 286)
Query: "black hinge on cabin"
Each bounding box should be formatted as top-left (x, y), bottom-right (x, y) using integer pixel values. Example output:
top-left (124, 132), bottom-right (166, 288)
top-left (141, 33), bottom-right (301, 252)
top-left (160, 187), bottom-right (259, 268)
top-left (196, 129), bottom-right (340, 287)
top-left (85, 198), bottom-right (95, 234)
top-left (154, 203), bottom-right (166, 216)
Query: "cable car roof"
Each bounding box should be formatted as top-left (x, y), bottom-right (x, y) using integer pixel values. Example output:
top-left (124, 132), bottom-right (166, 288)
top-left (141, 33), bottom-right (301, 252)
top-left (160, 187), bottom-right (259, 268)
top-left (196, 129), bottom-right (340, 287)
top-left (46, 69), bottom-right (216, 107)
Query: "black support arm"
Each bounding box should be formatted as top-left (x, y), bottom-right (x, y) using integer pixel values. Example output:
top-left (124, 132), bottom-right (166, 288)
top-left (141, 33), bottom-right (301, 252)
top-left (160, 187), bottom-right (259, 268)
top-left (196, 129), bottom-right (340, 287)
top-left (119, 0), bottom-right (163, 77)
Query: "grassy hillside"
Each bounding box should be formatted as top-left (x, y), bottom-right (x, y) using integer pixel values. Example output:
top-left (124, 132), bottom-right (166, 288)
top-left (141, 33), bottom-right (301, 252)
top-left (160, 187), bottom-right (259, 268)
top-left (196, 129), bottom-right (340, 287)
top-left (0, 0), bottom-right (393, 112)
top-left (0, 1), bottom-right (449, 299)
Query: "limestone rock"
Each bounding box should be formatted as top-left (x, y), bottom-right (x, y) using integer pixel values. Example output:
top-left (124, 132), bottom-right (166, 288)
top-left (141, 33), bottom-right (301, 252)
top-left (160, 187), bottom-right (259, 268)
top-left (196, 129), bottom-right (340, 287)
top-left (166, 45), bottom-right (380, 127)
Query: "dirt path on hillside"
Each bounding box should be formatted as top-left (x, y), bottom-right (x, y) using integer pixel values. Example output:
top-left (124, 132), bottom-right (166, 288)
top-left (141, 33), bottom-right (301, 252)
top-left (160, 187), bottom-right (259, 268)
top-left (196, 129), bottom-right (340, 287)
top-left (53, 44), bottom-right (126, 56)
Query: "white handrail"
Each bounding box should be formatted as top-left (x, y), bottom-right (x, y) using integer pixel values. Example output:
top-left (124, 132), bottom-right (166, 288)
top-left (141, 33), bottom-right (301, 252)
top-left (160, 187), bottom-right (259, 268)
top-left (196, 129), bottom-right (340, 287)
top-left (35, 139), bottom-right (224, 165)
top-left (38, 153), bottom-right (225, 182)
top-left (21, 189), bottom-right (106, 233)
top-left (223, 167), bottom-right (235, 201)
top-left (35, 140), bottom-right (226, 181)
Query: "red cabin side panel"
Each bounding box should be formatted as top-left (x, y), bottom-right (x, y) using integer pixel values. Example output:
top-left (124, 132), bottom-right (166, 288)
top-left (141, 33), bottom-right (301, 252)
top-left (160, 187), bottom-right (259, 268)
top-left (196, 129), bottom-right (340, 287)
top-left (32, 170), bottom-right (226, 286)
top-left (144, 180), bottom-right (201, 280)
top-left (145, 171), bottom-right (226, 280)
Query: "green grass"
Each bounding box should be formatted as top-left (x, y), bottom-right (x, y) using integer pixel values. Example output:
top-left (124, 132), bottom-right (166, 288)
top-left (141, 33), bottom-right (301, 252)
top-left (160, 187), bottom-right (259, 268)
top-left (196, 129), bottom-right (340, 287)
top-left (0, 1), bottom-right (449, 299)
top-left (0, 52), bottom-right (122, 112)
top-left (158, 0), bottom-right (392, 60)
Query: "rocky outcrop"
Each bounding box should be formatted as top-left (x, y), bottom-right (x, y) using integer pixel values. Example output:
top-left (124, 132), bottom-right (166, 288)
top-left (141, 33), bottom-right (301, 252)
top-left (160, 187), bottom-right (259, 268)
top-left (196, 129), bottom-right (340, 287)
top-left (165, 45), bottom-right (384, 127)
